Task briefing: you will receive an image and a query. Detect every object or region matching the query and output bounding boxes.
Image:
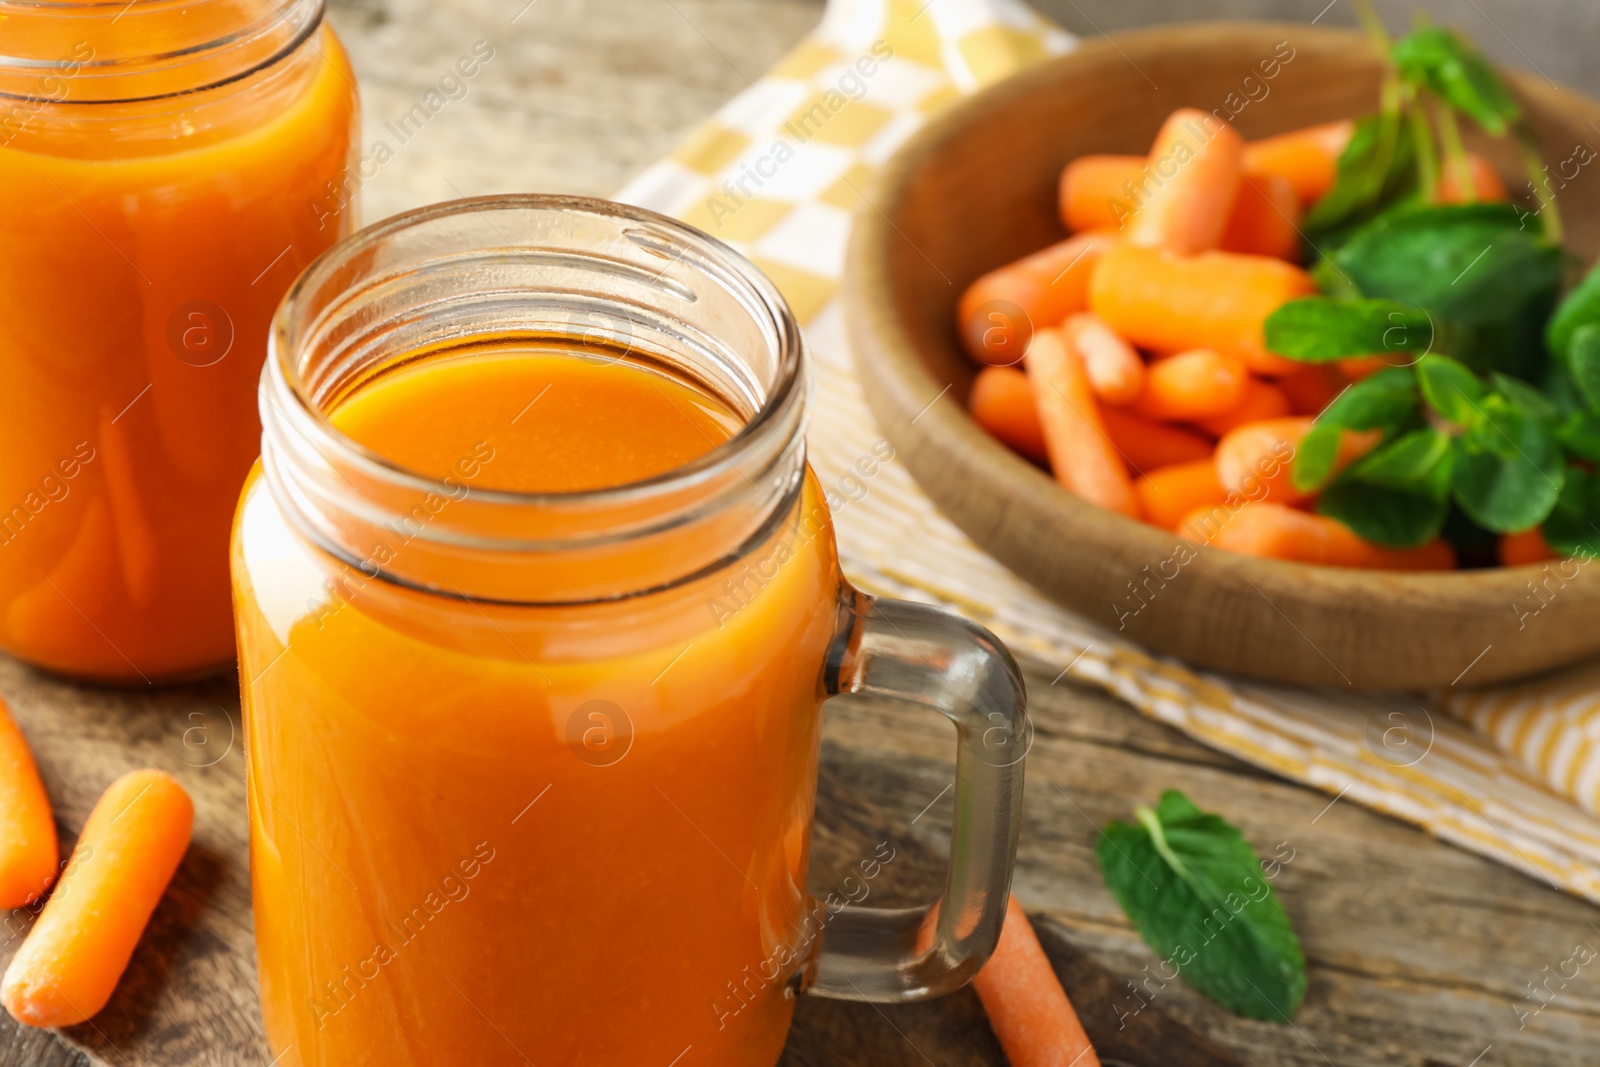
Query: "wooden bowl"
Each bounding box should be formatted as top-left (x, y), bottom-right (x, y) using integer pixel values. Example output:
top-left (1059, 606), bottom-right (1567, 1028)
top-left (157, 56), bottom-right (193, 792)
top-left (844, 22), bottom-right (1600, 690)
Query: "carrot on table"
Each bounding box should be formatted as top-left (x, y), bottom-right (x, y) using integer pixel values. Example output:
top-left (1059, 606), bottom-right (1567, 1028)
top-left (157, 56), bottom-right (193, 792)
top-left (958, 232), bottom-right (1118, 366)
top-left (1131, 348), bottom-right (1248, 422)
top-left (1220, 171), bottom-right (1302, 261)
top-left (973, 894), bottom-right (1102, 1067)
top-left (1026, 327), bottom-right (1140, 518)
top-left (0, 698), bottom-right (56, 912)
top-left (1195, 378), bottom-right (1291, 436)
top-left (1242, 120), bottom-right (1355, 206)
top-left (1181, 502), bottom-right (1457, 570)
top-left (3, 769), bottom-right (193, 1029)
top-left (1101, 407), bottom-right (1214, 474)
top-left (1499, 527), bottom-right (1559, 567)
top-left (971, 366), bottom-right (1049, 464)
top-left (1087, 243), bottom-right (1316, 376)
top-left (1063, 312), bottom-right (1144, 405)
top-left (1059, 154), bottom-right (1145, 233)
top-left (1135, 459), bottom-right (1227, 531)
top-left (1126, 108), bottom-right (1245, 255)
top-left (1437, 153), bottom-right (1509, 204)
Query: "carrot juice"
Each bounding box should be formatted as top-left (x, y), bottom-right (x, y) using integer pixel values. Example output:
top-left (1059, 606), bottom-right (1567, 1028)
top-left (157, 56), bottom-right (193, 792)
top-left (235, 196), bottom-right (1028, 1065)
top-left (235, 342), bottom-right (843, 1065)
top-left (0, 3), bottom-right (359, 681)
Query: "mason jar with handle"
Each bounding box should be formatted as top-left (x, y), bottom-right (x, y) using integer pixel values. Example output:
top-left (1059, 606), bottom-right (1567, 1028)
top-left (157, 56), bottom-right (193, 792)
top-left (232, 195), bottom-right (1026, 1066)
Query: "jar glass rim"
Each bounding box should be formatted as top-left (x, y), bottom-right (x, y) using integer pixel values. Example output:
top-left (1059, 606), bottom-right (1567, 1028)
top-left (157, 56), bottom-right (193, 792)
top-left (0, 0), bottom-right (324, 106)
top-left (267, 193), bottom-right (807, 513)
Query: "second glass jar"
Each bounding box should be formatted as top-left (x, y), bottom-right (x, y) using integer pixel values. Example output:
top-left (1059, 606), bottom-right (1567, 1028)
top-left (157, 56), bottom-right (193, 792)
top-left (0, 0), bottom-right (360, 681)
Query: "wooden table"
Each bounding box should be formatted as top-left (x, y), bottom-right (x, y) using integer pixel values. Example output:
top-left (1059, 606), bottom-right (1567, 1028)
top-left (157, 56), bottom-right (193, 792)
top-left (3, 1), bottom-right (1598, 1063)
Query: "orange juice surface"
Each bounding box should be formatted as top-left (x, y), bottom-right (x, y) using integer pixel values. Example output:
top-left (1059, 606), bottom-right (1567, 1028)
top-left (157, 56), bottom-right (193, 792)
top-left (233, 342), bottom-right (843, 1066)
top-left (0, 26), bottom-right (358, 680)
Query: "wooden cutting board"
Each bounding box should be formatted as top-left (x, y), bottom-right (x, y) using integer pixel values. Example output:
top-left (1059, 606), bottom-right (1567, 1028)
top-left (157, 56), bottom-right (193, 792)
top-left (0, 659), bottom-right (1240, 1067)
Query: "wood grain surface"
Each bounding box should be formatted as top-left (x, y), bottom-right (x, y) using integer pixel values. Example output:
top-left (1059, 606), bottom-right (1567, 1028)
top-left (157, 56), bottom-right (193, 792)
top-left (842, 22), bottom-right (1600, 690)
top-left (7, 647), bottom-right (1600, 1065)
top-left (2, 1), bottom-right (1598, 1065)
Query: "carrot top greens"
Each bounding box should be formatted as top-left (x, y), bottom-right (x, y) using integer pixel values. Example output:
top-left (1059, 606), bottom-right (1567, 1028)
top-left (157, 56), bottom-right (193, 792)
top-left (1263, 14), bottom-right (1600, 559)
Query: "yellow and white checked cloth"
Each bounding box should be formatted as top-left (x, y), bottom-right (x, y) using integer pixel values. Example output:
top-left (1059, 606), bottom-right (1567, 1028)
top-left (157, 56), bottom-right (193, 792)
top-left (619, 0), bottom-right (1600, 903)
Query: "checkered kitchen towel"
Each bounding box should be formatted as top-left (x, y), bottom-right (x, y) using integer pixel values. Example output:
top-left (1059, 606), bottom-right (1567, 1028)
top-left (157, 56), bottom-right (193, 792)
top-left (619, 0), bottom-right (1600, 903)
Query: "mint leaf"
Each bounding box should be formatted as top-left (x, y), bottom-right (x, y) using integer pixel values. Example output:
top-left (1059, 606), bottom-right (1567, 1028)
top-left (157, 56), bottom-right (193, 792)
top-left (1417, 355), bottom-right (1487, 425)
top-left (1347, 427), bottom-right (1455, 490)
top-left (1568, 324), bottom-right (1600, 410)
top-left (1451, 396), bottom-right (1565, 532)
top-left (1292, 367), bottom-right (1418, 492)
top-left (1547, 257), bottom-right (1600, 366)
top-left (1264, 297), bottom-right (1433, 362)
top-left (1311, 256), bottom-right (1365, 301)
top-left (1392, 26), bottom-right (1520, 136)
top-left (1319, 482), bottom-right (1450, 547)
top-left (1327, 204), bottom-right (1562, 378)
top-left (1316, 429), bottom-right (1454, 547)
top-left (1293, 423), bottom-right (1344, 493)
top-left (1557, 412), bottom-right (1600, 462)
top-left (1319, 366), bottom-right (1418, 429)
top-left (1304, 113), bottom-right (1418, 236)
top-left (1543, 467), bottom-right (1600, 557)
top-left (1096, 790), bottom-right (1306, 1021)
top-left (1491, 372), bottom-right (1560, 425)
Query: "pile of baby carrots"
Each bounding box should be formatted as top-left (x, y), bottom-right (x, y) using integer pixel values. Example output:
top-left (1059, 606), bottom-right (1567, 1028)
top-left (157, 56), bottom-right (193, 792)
top-left (959, 107), bottom-right (1475, 570)
top-left (0, 695), bottom-right (192, 1029)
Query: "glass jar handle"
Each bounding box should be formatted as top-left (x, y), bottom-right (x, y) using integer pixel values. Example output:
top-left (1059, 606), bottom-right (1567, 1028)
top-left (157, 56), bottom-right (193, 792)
top-left (806, 587), bottom-right (1027, 1002)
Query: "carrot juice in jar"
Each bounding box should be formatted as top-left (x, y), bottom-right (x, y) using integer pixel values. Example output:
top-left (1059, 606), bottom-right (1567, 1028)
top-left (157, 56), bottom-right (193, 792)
top-left (0, 0), bottom-right (359, 681)
top-left (233, 197), bottom-right (1029, 1065)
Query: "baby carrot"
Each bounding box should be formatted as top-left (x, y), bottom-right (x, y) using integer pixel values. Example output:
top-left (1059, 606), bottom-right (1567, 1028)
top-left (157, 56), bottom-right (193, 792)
top-left (1026, 327), bottom-right (1140, 518)
top-left (973, 895), bottom-right (1102, 1067)
top-left (1126, 108), bottom-right (1245, 255)
top-left (1182, 502), bottom-right (1457, 570)
top-left (959, 232), bottom-right (1117, 366)
top-left (1499, 527), bottom-right (1558, 566)
top-left (1437, 153), bottom-right (1509, 204)
top-left (1059, 154), bottom-right (1145, 233)
top-left (1219, 172), bottom-right (1302, 261)
top-left (1215, 416), bottom-right (1376, 505)
top-left (1100, 407), bottom-right (1214, 474)
top-left (1336, 355), bottom-right (1392, 382)
top-left (1131, 348), bottom-right (1248, 422)
top-left (971, 366), bottom-right (1049, 464)
top-left (1194, 378), bottom-right (1291, 436)
top-left (1063, 155), bottom-right (1302, 261)
top-left (1064, 312), bottom-right (1144, 405)
top-left (3, 769), bottom-right (193, 1028)
top-left (1135, 459), bottom-right (1227, 531)
top-left (1214, 417), bottom-right (1314, 504)
top-left (1277, 363), bottom-right (1348, 415)
top-left (1087, 243), bottom-right (1316, 377)
top-left (0, 699), bottom-right (56, 912)
top-left (1242, 120), bottom-right (1355, 206)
